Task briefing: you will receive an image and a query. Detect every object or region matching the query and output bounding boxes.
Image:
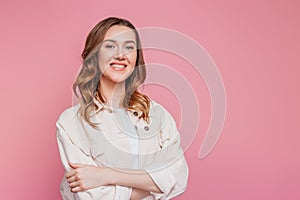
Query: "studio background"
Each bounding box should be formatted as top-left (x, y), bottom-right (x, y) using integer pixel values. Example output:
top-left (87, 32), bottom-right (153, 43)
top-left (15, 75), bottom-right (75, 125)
top-left (0, 0), bottom-right (299, 199)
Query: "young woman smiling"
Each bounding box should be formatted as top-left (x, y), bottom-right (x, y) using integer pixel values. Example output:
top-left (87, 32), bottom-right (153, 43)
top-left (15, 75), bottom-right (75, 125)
top-left (56, 17), bottom-right (189, 200)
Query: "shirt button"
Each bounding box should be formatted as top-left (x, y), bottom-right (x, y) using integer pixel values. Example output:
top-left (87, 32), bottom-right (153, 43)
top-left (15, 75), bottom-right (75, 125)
top-left (144, 126), bottom-right (149, 131)
top-left (133, 111), bottom-right (138, 116)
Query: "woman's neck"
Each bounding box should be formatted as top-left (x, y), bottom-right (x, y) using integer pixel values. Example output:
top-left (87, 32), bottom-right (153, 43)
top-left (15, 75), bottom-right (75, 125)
top-left (99, 76), bottom-right (126, 108)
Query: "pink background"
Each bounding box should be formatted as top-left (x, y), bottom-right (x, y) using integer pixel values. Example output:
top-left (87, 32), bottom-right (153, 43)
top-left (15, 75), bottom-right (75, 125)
top-left (1, 0), bottom-right (299, 199)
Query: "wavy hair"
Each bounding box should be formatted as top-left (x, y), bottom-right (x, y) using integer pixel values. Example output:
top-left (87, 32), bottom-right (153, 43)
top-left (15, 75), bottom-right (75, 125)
top-left (73, 17), bottom-right (150, 129)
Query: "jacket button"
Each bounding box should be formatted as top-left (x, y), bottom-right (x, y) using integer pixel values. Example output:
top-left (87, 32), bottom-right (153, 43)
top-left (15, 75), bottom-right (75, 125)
top-left (144, 126), bottom-right (149, 131)
top-left (133, 111), bottom-right (138, 116)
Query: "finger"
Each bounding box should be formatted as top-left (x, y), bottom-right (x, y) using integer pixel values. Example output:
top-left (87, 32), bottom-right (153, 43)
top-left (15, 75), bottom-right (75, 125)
top-left (65, 170), bottom-right (76, 179)
top-left (69, 181), bottom-right (80, 188)
top-left (67, 175), bottom-right (77, 183)
top-left (69, 162), bottom-right (84, 169)
top-left (71, 186), bottom-right (82, 193)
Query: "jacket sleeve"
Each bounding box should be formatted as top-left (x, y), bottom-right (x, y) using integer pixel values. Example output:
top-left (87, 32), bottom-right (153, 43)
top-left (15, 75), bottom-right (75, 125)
top-left (56, 115), bottom-right (132, 200)
top-left (144, 107), bottom-right (189, 200)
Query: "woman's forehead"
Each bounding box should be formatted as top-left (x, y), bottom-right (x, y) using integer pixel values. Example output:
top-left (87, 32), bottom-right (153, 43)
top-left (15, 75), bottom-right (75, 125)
top-left (104, 25), bottom-right (136, 43)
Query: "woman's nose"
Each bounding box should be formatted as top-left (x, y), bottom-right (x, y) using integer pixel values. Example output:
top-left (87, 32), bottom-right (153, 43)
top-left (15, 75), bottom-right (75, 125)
top-left (114, 48), bottom-right (125, 59)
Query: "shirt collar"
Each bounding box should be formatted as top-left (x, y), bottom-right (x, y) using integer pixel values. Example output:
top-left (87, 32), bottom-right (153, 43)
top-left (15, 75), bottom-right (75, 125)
top-left (93, 97), bottom-right (117, 113)
top-left (93, 97), bottom-right (141, 117)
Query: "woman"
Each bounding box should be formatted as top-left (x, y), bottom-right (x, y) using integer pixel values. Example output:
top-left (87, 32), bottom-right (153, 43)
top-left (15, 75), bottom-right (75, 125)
top-left (56, 17), bottom-right (189, 200)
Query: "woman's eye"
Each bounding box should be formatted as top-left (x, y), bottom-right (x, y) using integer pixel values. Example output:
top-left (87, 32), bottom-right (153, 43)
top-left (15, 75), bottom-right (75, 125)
top-left (125, 46), bottom-right (135, 50)
top-left (105, 44), bottom-right (115, 49)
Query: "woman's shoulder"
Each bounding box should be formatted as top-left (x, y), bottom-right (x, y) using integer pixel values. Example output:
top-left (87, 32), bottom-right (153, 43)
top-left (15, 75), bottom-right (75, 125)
top-left (56, 103), bottom-right (80, 125)
top-left (149, 99), bottom-right (173, 121)
top-left (149, 99), bottom-right (163, 109)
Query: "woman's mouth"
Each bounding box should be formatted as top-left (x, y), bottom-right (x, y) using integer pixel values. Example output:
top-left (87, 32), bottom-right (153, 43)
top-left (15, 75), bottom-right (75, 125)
top-left (110, 63), bottom-right (127, 71)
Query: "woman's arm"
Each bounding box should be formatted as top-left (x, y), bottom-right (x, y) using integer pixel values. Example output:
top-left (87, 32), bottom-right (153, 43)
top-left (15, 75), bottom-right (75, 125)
top-left (130, 188), bottom-right (150, 200)
top-left (143, 106), bottom-right (189, 199)
top-left (110, 168), bottom-right (162, 194)
top-left (56, 113), bottom-right (133, 200)
top-left (66, 163), bottom-right (161, 193)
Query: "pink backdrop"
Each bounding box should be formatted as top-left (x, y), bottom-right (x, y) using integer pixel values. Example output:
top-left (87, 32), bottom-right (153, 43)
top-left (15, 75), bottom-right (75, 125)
top-left (1, 0), bottom-right (299, 199)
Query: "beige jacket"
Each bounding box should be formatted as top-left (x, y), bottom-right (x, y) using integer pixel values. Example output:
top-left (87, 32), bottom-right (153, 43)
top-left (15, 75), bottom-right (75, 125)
top-left (56, 99), bottom-right (189, 200)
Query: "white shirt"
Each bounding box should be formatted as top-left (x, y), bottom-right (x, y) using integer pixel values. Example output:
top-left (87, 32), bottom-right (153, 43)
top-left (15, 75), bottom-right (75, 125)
top-left (56, 99), bottom-right (189, 200)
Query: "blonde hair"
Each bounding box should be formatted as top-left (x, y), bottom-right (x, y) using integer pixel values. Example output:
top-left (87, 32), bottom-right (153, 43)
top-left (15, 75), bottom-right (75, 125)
top-left (73, 17), bottom-right (150, 129)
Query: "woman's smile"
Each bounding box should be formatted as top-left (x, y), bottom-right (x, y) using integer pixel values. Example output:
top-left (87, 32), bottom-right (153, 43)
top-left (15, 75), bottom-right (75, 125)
top-left (110, 62), bottom-right (127, 71)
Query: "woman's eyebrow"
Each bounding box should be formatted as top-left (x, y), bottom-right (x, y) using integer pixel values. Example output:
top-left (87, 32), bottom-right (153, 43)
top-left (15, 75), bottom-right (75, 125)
top-left (124, 40), bottom-right (136, 45)
top-left (103, 39), bottom-right (117, 43)
top-left (103, 39), bottom-right (136, 45)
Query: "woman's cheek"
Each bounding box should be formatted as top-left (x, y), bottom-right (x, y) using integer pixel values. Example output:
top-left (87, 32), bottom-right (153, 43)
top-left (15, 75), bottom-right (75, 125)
top-left (129, 53), bottom-right (138, 65)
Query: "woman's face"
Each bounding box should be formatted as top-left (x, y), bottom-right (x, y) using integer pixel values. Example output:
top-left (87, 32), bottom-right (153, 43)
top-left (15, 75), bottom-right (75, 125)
top-left (98, 25), bottom-right (138, 84)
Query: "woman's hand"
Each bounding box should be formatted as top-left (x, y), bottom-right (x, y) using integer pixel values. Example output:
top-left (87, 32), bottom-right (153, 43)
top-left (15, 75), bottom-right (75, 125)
top-left (66, 163), bottom-right (111, 192)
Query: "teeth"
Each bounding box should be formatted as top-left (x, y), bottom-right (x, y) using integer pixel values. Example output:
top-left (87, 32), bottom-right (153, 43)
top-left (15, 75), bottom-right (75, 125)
top-left (111, 64), bottom-right (125, 68)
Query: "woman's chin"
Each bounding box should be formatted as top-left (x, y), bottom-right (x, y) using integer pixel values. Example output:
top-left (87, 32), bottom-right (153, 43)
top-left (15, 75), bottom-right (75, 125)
top-left (101, 71), bottom-right (132, 84)
top-left (109, 77), bottom-right (127, 84)
top-left (110, 73), bottom-right (132, 83)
